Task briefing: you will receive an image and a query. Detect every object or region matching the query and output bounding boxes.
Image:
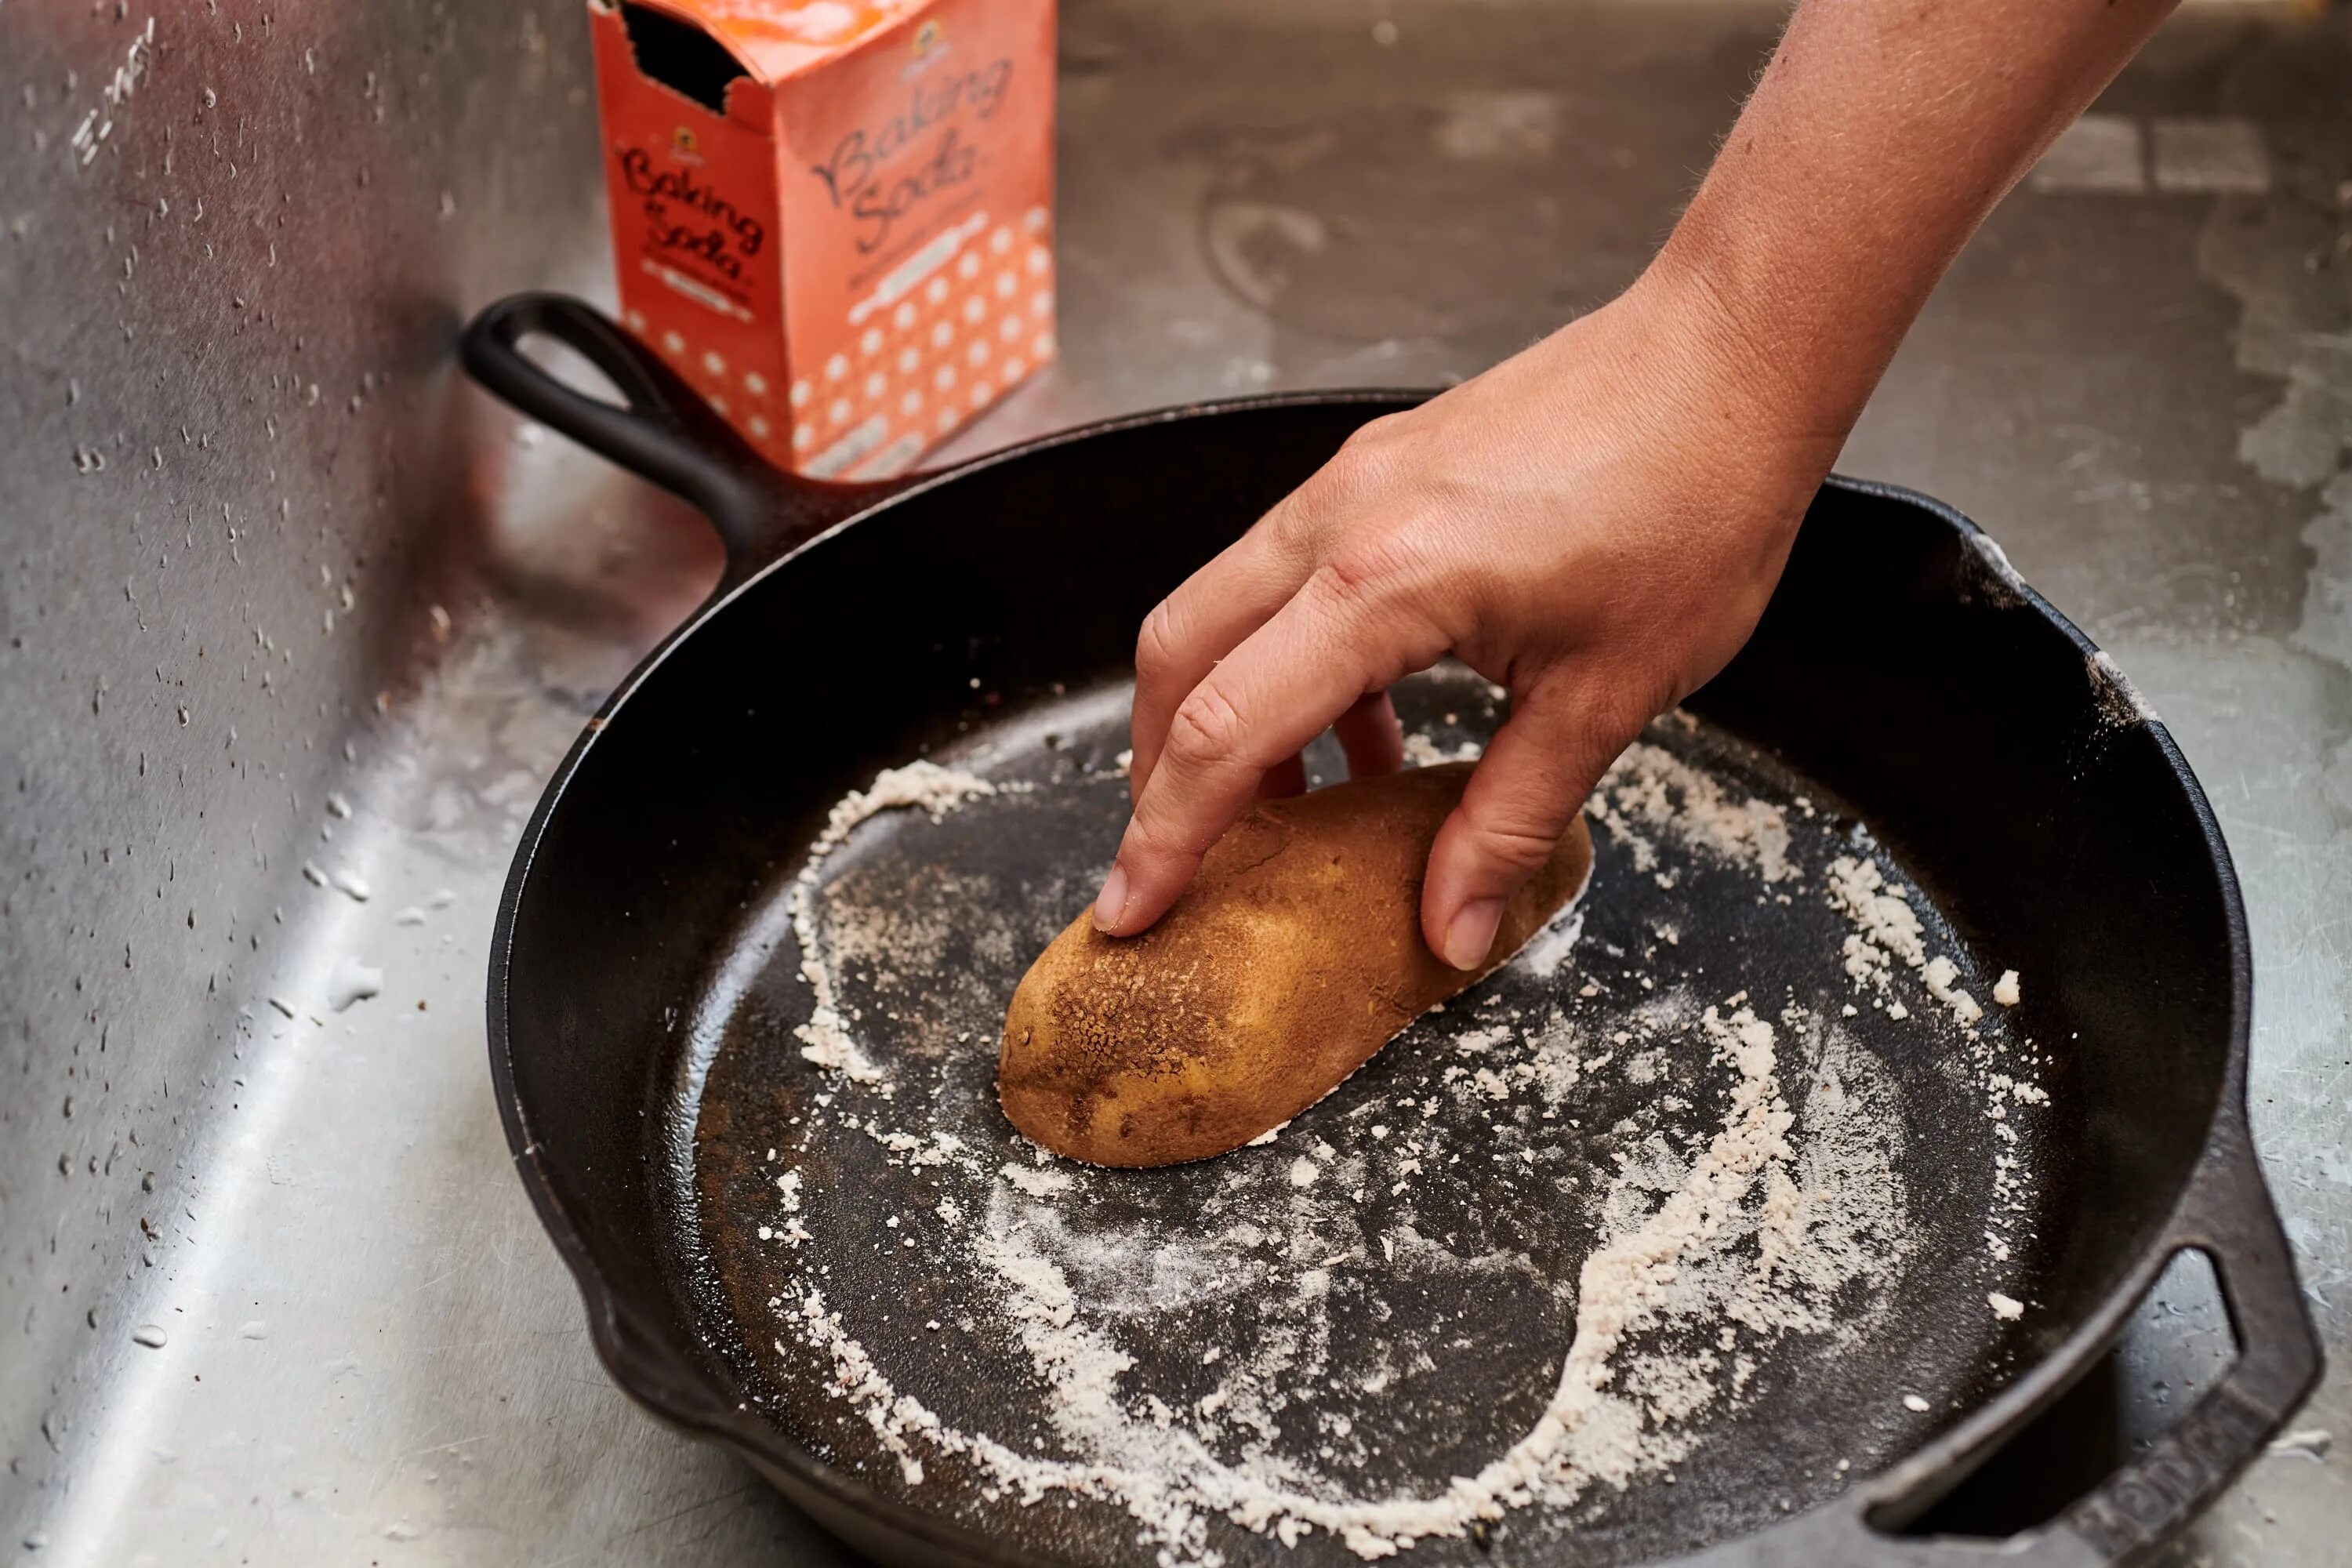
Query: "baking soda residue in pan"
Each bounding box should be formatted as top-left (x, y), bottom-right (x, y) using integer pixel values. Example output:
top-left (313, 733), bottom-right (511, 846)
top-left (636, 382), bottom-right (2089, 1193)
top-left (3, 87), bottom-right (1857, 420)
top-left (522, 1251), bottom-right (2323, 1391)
top-left (704, 682), bottom-right (2053, 1566)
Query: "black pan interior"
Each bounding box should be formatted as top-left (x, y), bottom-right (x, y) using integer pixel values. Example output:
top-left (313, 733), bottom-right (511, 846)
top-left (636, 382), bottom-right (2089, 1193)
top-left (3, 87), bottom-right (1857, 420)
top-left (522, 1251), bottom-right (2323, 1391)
top-left (495, 403), bottom-right (2238, 1565)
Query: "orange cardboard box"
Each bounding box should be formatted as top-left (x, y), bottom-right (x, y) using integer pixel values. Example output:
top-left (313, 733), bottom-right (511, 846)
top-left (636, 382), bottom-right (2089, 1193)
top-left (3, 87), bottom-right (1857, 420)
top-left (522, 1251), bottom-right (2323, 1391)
top-left (589, 0), bottom-right (1057, 480)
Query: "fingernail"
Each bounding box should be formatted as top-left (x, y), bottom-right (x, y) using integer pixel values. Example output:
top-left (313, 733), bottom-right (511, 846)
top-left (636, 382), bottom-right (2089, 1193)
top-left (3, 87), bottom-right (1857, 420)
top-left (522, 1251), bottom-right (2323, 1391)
top-left (1441, 899), bottom-right (1504, 971)
top-left (1092, 862), bottom-right (1131, 933)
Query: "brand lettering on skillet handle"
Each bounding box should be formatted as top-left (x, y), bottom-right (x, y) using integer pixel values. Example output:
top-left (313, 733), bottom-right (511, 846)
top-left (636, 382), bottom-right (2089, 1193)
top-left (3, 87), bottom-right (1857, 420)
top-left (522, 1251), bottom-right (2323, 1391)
top-left (2066, 1385), bottom-right (2267, 1555)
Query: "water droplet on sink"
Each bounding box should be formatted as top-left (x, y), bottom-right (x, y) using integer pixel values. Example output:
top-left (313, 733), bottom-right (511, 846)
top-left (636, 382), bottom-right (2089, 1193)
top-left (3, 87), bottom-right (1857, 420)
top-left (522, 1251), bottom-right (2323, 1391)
top-left (327, 956), bottom-right (383, 1012)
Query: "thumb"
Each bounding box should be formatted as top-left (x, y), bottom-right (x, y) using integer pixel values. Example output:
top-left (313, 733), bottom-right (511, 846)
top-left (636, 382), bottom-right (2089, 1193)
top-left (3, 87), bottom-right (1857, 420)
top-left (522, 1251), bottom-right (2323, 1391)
top-left (1421, 682), bottom-right (1623, 970)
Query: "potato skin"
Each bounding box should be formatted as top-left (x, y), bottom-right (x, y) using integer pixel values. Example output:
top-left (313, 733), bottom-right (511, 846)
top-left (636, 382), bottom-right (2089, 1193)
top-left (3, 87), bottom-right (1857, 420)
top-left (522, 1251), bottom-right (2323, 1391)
top-left (997, 764), bottom-right (1593, 1167)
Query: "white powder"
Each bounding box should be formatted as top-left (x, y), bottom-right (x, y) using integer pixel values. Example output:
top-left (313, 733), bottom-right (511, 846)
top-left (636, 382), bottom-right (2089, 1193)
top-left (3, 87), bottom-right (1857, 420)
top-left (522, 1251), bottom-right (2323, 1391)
top-left (2089, 649), bottom-right (2158, 728)
top-left (1987, 1292), bottom-right (2024, 1320)
top-left (868, 1127), bottom-right (968, 1167)
top-left (1454, 1023), bottom-right (1508, 1054)
top-left (791, 760), bottom-right (1004, 1087)
top-left (1401, 731), bottom-right (1483, 767)
top-left (1004, 1160), bottom-right (1074, 1198)
top-left (1520, 906), bottom-right (1587, 979)
top-left (1828, 857), bottom-right (1997, 1026)
top-left (1596, 743), bottom-right (1796, 884)
top-left (1963, 533), bottom-right (2030, 605)
top-left (1827, 856), bottom-right (1926, 981)
top-left (1989, 1075), bottom-right (2049, 1107)
top-left (1822, 846), bottom-right (2052, 1269)
top-left (779, 987), bottom-right (1907, 1561)
top-left (1504, 1010), bottom-right (1584, 1104)
top-left (1921, 955), bottom-right (1984, 1025)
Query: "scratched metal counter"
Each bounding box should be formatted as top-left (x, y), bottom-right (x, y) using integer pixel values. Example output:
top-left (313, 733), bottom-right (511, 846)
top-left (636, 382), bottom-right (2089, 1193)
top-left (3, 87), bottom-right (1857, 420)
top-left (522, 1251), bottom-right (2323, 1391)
top-left (2, 2), bottom-right (2344, 1563)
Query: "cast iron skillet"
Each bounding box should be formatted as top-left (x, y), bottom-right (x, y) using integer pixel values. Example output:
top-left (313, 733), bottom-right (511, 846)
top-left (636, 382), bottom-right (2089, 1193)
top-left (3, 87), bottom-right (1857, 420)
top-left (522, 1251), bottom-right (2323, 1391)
top-left (461, 292), bottom-right (2317, 1567)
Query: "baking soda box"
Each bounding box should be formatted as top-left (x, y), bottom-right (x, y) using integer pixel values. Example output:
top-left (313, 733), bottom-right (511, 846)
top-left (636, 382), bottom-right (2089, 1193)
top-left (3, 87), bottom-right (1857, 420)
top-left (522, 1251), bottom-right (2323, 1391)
top-left (589, 0), bottom-right (1058, 479)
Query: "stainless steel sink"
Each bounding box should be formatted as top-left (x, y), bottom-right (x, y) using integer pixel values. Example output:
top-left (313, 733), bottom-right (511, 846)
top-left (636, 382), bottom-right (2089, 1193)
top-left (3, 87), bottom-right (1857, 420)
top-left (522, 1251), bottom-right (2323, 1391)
top-left (3, 2), bottom-right (2345, 1563)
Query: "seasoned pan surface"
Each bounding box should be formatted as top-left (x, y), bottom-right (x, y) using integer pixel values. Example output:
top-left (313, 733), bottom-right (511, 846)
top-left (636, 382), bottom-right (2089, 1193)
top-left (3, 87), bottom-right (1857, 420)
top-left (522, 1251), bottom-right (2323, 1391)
top-left (684, 672), bottom-right (2063, 1566)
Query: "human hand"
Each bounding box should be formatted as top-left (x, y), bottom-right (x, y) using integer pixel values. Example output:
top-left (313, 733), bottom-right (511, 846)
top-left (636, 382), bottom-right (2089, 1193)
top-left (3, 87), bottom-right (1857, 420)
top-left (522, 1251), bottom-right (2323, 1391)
top-left (1094, 264), bottom-right (1846, 969)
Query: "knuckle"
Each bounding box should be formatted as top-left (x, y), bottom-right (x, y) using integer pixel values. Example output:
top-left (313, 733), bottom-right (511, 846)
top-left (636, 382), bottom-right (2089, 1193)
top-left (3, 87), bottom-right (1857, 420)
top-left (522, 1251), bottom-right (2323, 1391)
top-left (1466, 817), bottom-right (1568, 874)
top-left (1308, 554), bottom-right (1380, 611)
top-left (1339, 410), bottom-right (1411, 460)
top-left (1589, 669), bottom-right (1678, 742)
top-left (1459, 776), bottom-right (1576, 872)
top-left (1134, 599), bottom-right (1182, 680)
top-left (1311, 528), bottom-right (1420, 610)
top-left (1323, 427), bottom-right (1403, 503)
top-left (1167, 681), bottom-right (1247, 768)
top-left (1258, 492), bottom-right (1319, 557)
top-left (1279, 415), bottom-right (1421, 552)
top-left (1120, 806), bottom-right (1196, 865)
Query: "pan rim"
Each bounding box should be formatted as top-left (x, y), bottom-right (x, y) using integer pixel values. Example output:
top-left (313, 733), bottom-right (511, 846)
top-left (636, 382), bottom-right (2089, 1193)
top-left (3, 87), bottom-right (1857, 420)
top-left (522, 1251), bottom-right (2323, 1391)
top-left (483, 397), bottom-right (2270, 1566)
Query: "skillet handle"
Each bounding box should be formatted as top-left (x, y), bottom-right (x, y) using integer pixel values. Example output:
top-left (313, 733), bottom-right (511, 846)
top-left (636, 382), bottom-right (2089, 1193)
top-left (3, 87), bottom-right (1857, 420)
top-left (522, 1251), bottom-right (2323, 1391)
top-left (1814, 1109), bottom-right (2319, 1568)
top-left (2038, 1115), bottom-right (2319, 1562)
top-left (459, 292), bottom-right (884, 579)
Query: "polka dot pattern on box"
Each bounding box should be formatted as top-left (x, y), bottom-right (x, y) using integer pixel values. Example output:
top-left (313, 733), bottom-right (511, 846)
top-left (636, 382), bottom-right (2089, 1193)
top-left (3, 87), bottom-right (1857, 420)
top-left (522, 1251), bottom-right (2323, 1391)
top-left (634, 221), bottom-right (1056, 478)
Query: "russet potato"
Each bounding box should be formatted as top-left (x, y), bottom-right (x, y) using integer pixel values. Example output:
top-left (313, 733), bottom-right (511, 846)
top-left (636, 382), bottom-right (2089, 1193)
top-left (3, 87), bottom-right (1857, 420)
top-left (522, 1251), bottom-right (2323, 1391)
top-left (997, 763), bottom-right (1592, 1167)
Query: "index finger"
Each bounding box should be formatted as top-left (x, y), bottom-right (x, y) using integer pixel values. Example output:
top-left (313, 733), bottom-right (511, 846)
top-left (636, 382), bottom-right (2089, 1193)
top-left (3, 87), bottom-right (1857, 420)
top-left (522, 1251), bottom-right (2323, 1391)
top-left (1094, 566), bottom-right (1445, 935)
top-left (1127, 503), bottom-right (1315, 805)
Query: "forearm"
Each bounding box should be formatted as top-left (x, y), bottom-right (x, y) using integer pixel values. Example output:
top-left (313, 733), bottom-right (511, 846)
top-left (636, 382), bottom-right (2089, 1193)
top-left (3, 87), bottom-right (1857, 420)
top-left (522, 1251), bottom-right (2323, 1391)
top-left (1653, 0), bottom-right (2180, 441)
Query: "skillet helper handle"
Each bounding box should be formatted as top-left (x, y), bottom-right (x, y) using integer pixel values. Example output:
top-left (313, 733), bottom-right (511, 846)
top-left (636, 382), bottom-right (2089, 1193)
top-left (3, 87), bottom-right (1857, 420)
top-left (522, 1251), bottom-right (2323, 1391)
top-left (460, 292), bottom-right (876, 577)
top-left (2042, 1117), bottom-right (2319, 1563)
top-left (1828, 1112), bottom-right (2319, 1568)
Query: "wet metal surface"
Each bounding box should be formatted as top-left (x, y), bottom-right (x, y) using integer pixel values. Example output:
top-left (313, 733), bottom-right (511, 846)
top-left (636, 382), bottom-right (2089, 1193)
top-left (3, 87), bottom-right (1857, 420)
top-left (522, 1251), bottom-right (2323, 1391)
top-left (2, 1), bottom-right (2347, 1563)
